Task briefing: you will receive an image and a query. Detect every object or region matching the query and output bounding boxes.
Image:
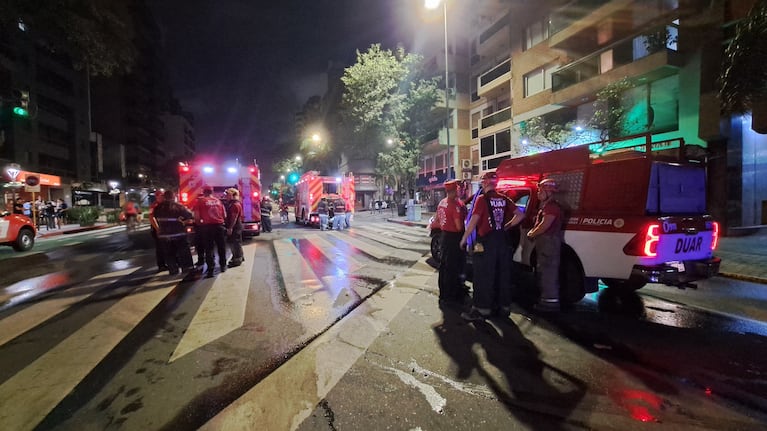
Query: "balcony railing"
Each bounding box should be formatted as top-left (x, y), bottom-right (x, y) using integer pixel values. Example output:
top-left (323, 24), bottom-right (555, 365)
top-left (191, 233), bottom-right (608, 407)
top-left (549, 0), bottom-right (611, 36)
top-left (551, 25), bottom-right (678, 92)
top-left (480, 107), bottom-right (511, 129)
top-left (479, 59), bottom-right (511, 87)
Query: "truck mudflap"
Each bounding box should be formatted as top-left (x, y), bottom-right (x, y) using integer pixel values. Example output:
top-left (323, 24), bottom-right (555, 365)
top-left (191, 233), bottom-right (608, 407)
top-left (631, 256), bottom-right (721, 286)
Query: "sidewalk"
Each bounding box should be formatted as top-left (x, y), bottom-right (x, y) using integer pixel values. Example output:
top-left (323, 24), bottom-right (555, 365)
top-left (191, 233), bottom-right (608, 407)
top-left (35, 222), bottom-right (122, 239)
top-left (387, 213), bottom-right (767, 285)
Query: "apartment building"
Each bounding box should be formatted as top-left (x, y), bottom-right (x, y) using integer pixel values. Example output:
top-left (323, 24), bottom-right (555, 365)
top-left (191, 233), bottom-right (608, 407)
top-left (467, 0), bottom-right (766, 230)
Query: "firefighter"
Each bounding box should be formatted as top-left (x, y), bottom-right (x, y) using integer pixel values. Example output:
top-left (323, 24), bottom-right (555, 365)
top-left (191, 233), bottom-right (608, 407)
top-left (527, 178), bottom-right (563, 312)
top-left (152, 190), bottom-right (194, 275)
top-left (260, 197), bottom-right (273, 232)
top-left (193, 185), bottom-right (228, 278)
top-left (224, 188), bottom-right (244, 267)
top-left (430, 179), bottom-right (467, 307)
top-left (459, 171), bottom-right (525, 321)
top-left (148, 190), bottom-right (167, 272)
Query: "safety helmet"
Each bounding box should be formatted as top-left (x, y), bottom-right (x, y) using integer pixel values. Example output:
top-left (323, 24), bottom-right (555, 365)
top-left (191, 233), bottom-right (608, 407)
top-left (539, 178), bottom-right (558, 191)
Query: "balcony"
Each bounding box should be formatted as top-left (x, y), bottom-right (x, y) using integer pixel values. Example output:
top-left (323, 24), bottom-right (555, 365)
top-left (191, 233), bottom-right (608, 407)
top-left (479, 106), bottom-right (512, 136)
top-left (477, 16), bottom-right (510, 57)
top-left (551, 28), bottom-right (681, 104)
top-left (477, 59), bottom-right (511, 99)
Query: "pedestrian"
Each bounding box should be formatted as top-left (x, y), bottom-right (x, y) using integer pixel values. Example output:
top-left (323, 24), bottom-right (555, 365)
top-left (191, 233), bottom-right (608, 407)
top-left (193, 195), bottom-right (206, 267)
top-left (327, 202), bottom-right (335, 230)
top-left (123, 200), bottom-right (139, 229)
top-left (22, 199), bottom-right (31, 218)
top-left (44, 201), bottom-right (55, 229)
top-left (193, 185), bottom-right (228, 278)
top-left (152, 190), bottom-right (194, 275)
top-left (344, 199), bottom-right (353, 228)
top-left (148, 190), bottom-right (167, 272)
top-left (430, 179), bottom-right (467, 307)
top-left (279, 199), bottom-right (289, 224)
top-left (55, 198), bottom-right (68, 228)
top-left (459, 171), bottom-right (525, 321)
top-left (318, 197), bottom-right (329, 231)
top-left (333, 198), bottom-right (346, 230)
top-left (527, 178), bottom-right (564, 312)
top-left (260, 197), bottom-right (273, 232)
top-left (225, 188), bottom-right (244, 267)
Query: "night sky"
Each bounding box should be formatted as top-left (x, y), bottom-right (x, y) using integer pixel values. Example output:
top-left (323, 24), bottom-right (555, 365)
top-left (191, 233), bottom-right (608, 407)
top-left (150, 0), bottom-right (437, 175)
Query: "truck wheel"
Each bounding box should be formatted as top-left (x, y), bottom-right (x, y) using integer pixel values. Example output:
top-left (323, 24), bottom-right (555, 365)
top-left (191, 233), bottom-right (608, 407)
top-left (601, 278), bottom-right (646, 291)
top-left (559, 249), bottom-right (585, 304)
top-left (430, 235), bottom-right (442, 264)
top-left (13, 228), bottom-right (34, 252)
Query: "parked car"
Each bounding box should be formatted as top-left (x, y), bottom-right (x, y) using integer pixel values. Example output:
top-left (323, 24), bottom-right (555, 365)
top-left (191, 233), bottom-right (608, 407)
top-left (0, 211), bottom-right (36, 252)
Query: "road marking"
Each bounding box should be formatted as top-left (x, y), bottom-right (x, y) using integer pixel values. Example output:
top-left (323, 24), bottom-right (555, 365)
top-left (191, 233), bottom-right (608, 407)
top-left (352, 228), bottom-right (430, 254)
top-left (0, 274), bottom-right (174, 431)
top-left (328, 231), bottom-right (391, 260)
top-left (0, 267), bottom-right (140, 347)
top-left (273, 239), bottom-right (325, 303)
top-left (306, 234), bottom-right (364, 273)
top-left (200, 256), bottom-right (436, 430)
top-left (169, 245), bottom-right (257, 362)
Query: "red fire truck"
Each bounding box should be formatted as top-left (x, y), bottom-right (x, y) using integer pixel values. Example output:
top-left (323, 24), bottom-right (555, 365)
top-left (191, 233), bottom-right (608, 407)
top-left (294, 171), bottom-right (355, 227)
top-left (493, 134), bottom-right (720, 304)
top-left (178, 159), bottom-right (262, 237)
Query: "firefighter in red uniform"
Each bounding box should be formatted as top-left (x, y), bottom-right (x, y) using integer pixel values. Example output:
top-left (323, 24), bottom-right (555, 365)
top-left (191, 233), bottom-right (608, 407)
top-left (527, 178), bottom-right (563, 312)
top-left (193, 185), bottom-right (228, 278)
top-left (460, 171), bottom-right (525, 321)
top-left (429, 179), bottom-right (467, 307)
top-left (224, 188), bottom-right (244, 267)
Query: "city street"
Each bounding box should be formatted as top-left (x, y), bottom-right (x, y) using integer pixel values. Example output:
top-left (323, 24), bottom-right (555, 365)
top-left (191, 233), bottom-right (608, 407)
top-left (0, 214), bottom-right (765, 430)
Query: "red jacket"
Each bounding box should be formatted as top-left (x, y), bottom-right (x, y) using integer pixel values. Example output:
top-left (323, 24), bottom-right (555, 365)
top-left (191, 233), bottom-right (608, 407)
top-left (194, 195), bottom-right (226, 225)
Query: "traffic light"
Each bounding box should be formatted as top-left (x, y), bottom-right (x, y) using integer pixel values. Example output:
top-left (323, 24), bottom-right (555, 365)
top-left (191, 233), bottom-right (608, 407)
top-left (13, 90), bottom-right (29, 117)
top-left (287, 172), bottom-right (299, 185)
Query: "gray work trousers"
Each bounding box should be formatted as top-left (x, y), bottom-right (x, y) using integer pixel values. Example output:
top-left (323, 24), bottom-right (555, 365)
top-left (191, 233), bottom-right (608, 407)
top-left (535, 234), bottom-right (561, 303)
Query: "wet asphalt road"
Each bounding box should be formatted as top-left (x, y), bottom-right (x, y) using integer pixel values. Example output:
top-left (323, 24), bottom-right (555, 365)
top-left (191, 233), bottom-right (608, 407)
top-left (0, 216), bottom-right (766, 430)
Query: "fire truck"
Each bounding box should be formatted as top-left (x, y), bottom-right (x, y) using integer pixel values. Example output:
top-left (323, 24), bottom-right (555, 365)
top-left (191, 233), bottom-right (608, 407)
top-left (178, 159), bottom-right (262, 236)
top-left (493, 134), bottom-right (720, 304)
top-left (294, 171), bottom-right (355, 227)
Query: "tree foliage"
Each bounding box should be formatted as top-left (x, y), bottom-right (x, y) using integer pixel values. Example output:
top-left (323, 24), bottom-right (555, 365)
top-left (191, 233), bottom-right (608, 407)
top-left (519, 113), bottom-right (580, 151)
top-left (0, 0), bottom-right (137, 76)
top-left (340, 44), bottom-right (439, 197)
top-left (591, 77), bottom-right (635, 141)
top-left (719, 1), bottom-right (767, 115)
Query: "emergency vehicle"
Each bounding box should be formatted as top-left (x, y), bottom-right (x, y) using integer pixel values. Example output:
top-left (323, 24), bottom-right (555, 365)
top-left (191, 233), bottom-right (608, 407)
top-left (494, 134), bottom-right (721, 304)
top-left (178, 159), bottom-right (262, 236)
top-left (294, 171), bottom-right (355, 227)
top-left (0, 211), bottom-right (36, 252)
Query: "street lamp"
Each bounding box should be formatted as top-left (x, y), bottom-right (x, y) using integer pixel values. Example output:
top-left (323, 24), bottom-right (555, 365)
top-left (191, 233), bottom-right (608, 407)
top-left (425, 0), bottom-right (452, 179)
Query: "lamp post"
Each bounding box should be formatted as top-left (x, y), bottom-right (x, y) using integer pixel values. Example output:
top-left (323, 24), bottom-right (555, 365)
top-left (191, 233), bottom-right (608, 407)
top-left (425, 0), bottom-right (451, 179)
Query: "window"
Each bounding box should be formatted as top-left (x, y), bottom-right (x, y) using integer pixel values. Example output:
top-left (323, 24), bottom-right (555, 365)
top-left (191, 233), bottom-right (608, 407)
top-left (524, 64), bottom-right (559, 97)
top-left (524, 19), bottom-right (550, 50)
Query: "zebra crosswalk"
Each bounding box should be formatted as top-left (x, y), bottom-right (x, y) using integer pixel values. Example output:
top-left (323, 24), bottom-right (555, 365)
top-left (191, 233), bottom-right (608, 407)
top-left (0, 221), bottom-right (435, 430)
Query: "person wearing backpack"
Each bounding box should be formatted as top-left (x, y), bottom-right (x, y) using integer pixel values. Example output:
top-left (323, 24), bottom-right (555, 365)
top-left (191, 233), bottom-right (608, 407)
top-left (459, 171), bottom-right (525, 321)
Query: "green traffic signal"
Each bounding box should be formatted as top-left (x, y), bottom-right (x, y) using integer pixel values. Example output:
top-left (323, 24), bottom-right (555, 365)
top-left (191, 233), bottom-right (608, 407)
top-left (287, 173), bottom-right (299, 184)
top-left (12, 106), bottom-right (29, 117)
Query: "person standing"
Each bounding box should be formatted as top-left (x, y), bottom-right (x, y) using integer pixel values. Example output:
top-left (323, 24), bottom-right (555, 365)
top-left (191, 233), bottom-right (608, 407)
top-left (459, 171), bottom-right (525, 321)
top-left (55, 198), bottom-right (68, 228)
top-left (344, 199), bottom-right (353, 228)
top-left (148, 190), bottom-right (167, 272)
top-left (193, 185), bottom-right (228, 278)
top-left (260, 197), bottom-right (273, 232)
top-left (318, 197), bottom-right (329, 231)
top-left (333, 198), bottom-right (346, 230)
top-left (430, 180), bottom-right (467, 307)
top-left (527, 178), bottom-right (563, 312)
top-left (225, 188), bottom-right (244, 267)
top-left (152, 190), bottom-right (194, 275)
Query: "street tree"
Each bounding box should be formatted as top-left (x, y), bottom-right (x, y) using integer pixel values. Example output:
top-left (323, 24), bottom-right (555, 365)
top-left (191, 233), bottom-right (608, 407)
top-left (719, 1), bottom-right (767, 115)
top-left (0, 0), bottom-right (136, 76)
top-left (340, 44), bottom-right (439, 198)
top-left (519, 112), bottom-right (580, 152)
top-left (590, 77), bottom-right (635, 142)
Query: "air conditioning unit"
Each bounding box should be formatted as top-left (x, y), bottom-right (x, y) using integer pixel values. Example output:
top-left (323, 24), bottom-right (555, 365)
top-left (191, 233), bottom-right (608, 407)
top-left (462, 172), bottom-right (472, 180)
top-left (460, 159), bottom-right (471, 170)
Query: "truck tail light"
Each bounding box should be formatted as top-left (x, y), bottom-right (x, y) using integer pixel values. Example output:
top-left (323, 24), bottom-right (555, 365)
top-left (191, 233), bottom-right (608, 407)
top-left (181, 192), bottom-right (189, 203)
top-left (711, 221), bottom-right (720, 250)
top-left (623, 223), bottom-right (660, 257)
top-left (253, 191), bottom-right (259, 198)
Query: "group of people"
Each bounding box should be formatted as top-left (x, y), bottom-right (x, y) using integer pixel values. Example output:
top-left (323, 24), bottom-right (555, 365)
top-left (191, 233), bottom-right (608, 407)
top-left (317, 197), bottom-right (351, 231)
top-left (430, 171), bottom-right (563, 321)
top-left (9, 198), bottom-right (68, 229)
top-left (149, 186), bottom-right (246, 278)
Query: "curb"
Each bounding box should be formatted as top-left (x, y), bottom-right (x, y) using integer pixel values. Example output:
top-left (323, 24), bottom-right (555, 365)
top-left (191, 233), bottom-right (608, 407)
top-left (37, 224), bottom-right (117, 239)
top-left (718, 271), bottom-right (767, 285)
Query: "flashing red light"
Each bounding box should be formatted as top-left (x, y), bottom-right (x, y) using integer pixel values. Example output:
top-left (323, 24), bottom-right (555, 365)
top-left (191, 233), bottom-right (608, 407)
top-left (253, 191), bottom-right (259, 198)
top-left (181, 192), bottom-right (189, 203)
top-left (180, 166), bottom-right (190, 173)
top-left (249, 167), bottom-right (256, 173)
top-left (711, 221), bottom-right (720, 250)
top-left (643, 224), bottom-right (660, 257)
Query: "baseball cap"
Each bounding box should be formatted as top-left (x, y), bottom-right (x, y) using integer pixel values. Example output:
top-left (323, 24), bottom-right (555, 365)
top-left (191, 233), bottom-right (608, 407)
top-left (480, 171), bottom-right (498, 181)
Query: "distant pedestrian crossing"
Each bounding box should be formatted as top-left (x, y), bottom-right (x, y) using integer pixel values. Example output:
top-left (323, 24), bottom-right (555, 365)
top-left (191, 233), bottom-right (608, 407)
top-left (0, 222), bottom-right (435, 430)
